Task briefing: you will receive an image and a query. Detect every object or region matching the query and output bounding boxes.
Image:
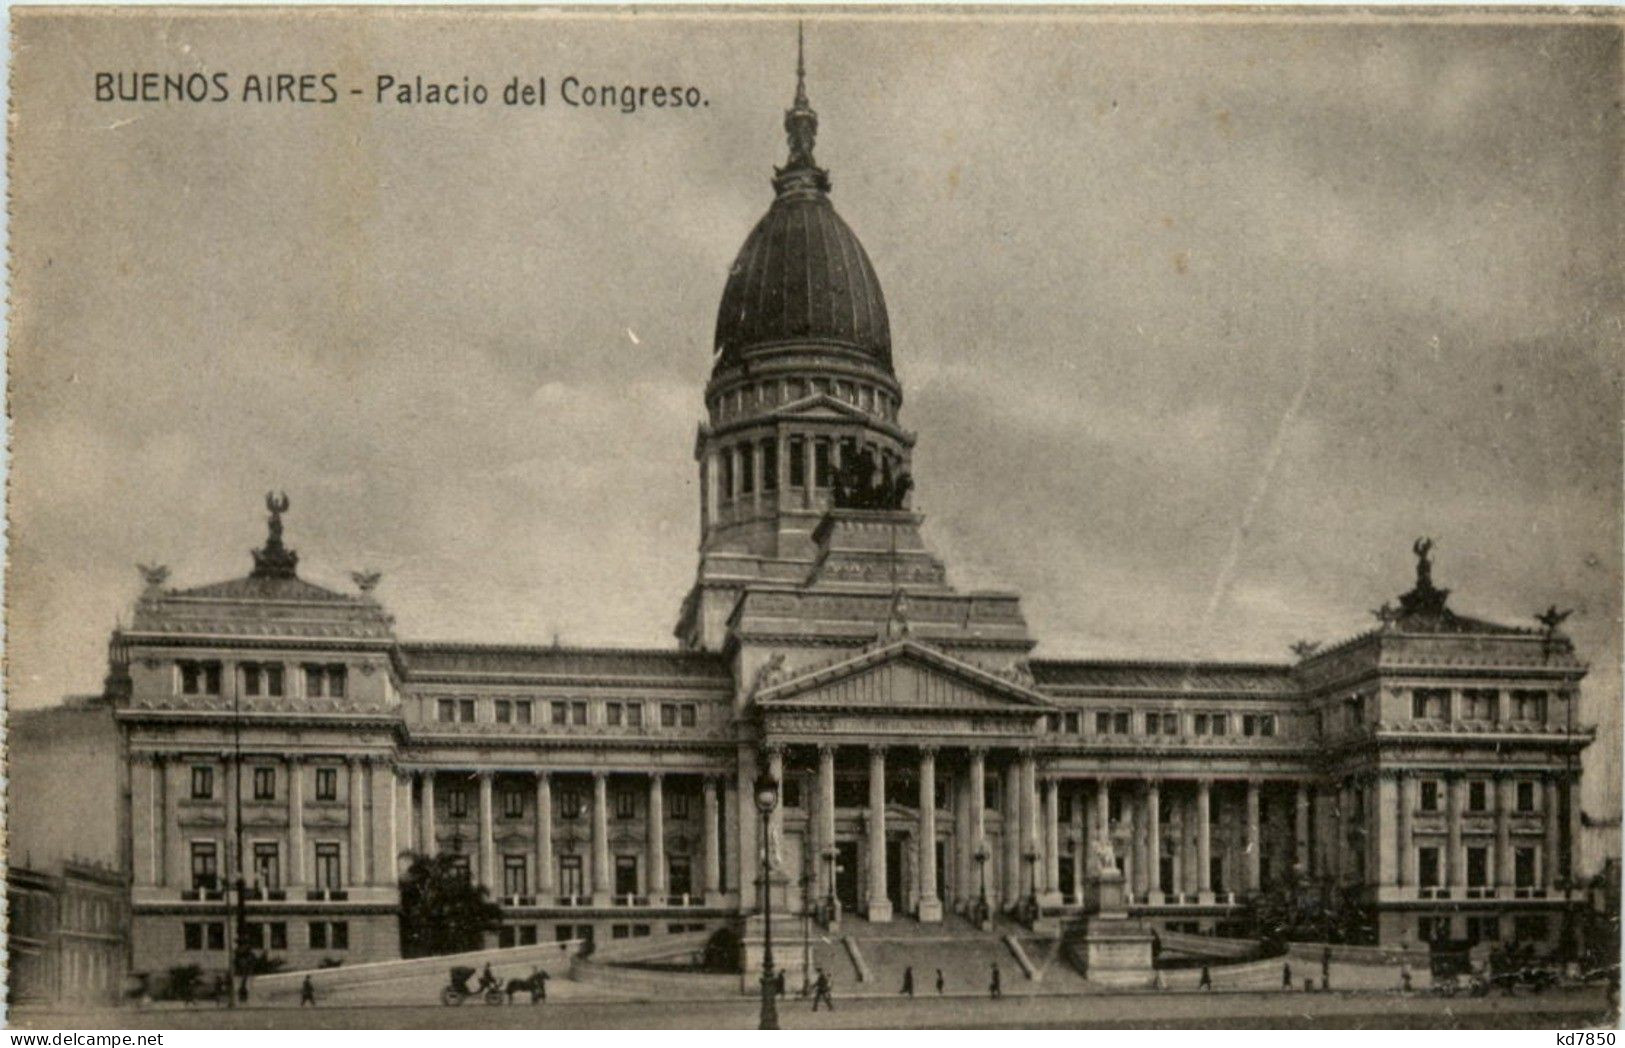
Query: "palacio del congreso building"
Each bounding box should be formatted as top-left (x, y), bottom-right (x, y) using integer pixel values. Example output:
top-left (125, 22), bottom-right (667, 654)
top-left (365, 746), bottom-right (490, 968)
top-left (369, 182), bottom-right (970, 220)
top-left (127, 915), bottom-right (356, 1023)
top-left (108, 65), bottom-right (1593, 981)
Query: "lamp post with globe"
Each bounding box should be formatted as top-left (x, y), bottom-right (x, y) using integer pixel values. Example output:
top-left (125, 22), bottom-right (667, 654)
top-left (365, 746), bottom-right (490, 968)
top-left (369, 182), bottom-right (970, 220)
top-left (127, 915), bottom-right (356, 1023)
top-left (755, 766), bottom-right (780, 1030)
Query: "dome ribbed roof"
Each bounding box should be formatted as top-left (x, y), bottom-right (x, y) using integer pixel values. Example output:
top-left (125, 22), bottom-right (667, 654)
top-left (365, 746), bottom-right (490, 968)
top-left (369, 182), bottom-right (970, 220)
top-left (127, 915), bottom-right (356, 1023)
top-left (714, 189), bottom-right (892, 373)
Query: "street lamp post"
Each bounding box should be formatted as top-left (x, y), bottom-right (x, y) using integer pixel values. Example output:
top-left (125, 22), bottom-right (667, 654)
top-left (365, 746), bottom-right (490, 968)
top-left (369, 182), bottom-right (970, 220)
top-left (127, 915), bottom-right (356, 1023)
top-left (1023, 847), bottom-right (1039, 926)
top-left (973, 842), bottom-right (990, 927)
top-left (755, 765), bottom-right (780, 1031)
top-left (822, 847), bottom-right (837, 927)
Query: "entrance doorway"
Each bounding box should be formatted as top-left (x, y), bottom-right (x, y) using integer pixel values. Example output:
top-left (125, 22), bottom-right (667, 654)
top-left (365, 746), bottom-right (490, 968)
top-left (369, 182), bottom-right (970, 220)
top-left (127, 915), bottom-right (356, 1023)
top-left (885, 839), bottom-right (904, 909)
top-left (614, 856), bottom-right (638, 897)
top-left (835, 841), bottom-right (860, 914)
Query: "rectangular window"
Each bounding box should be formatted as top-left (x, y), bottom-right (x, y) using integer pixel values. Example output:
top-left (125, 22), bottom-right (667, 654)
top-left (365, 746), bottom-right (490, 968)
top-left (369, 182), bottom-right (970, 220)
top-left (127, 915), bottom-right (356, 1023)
top-left (1418, 916), bottom-right (1446, 944)
top-left (438, 699), bottom-right (456, 723)
top-left (1419, 780), bottom-right (1440, 813)
top-left (625, 704), bottom-right (642, 728)
top-left (1462, 689), bottom-right (1498, 721)
top-left (502, 789), bottom-right (524, 819)
top-left (243, 664), bottom-right (261, 696)
top-left (206, 923), bottom-right (226, 951)
top-left (661, 704), bottom-right (677, 727)
top-left (496, 700), bottom-right (512, 724)
top-left (503, 855), bottom-right (528, 897)
top-left (1145, 713), bottom-right (1161, 735)
top-left (448, 856), bottom-right (471, 882)
top-left (1466, 846), bottom-right (1489, 887)
top-left (789, 437), bottom-right (806, 486)
top-left (680, 704), bottom-right (697, 727)
top-left (1211, 715), bottom-right (1227, 736)
top-left (1113, 712), bottom-right (1130, 734)
top-left (306, 665), bottom-right (325, 698)
top-left (739, 446), bottom-right (754, 494)
top-left (559, 790), bottom-right (582, 820)
top-left (1516, 781), bottom-right (1535, 813)
top-left (1417, 847), bottom-right (1441, 888)
top-left (670, 791), bottom-right (690, 819)
top-left (191, 841), bottom-right (218, 891)
top-left (1466, 916), bottom-right (1498, 944)
top-left (1046, 713), bottom-right (1061, 732)
top-left (1258, 715), bottom-right (1276, 737)
top-left (1514, 915), bottom-right (1548, 940)
top-left (616, 791), bottom-right (637, 820)
top-left (814, 440), bottom-right (832, 488)
top-left (1515, 847), bottom-right (1537, 887)
top-left (1095, 711), bottom-right (1110, 734)
top-left (1194, 713), bottom-right (1209, 735)
top-left (447, 789), bottom-right (469, 818)
top-left (253, 767), bottom-right (276, 801)
top-left (1162, 712), bottom-right (1178, 735)
top-left (264, 664), bottom-right (283, 697)
top-left (1064, 711), bottom-right (1080, 733)
top-left (1413, 688), bottom-right (1449, 720)
top-left (571, 702), bottom-right (587, 726)
top-left (180, 662), bottom-right (201, 695)
top-left (762, 439), bottom-right (778, 491)
top-left (1058, 795), bottom-right (1073, 823)
top-left (191, 766), bottom-right (214, 800)
top-left (1511, 690), bottom-right (1547, 722)
top-left (268, 922), bottom-right (287, 951)
top-left (309, 922), bottom-right (327, 949)
top-left (782, 779), bottom-right (803, 809)
top-left (253, 842), bottom-right (280, 891)
top-left (331, 922), bottom-right (349, 950)
top-left (459, 699), bottom-right (475, 723)
top-left (983, 779), bottom-right (1000, 811)
top-left (559, 856), bottom-right (584, 897)
top-left (315, 767), bottom-right (338, 802)
top-left (184, 922), bottom-right (204, 951)
top-left (314, 843), bottom-right (341, 890)
top-left (606, 702), bottom-right (623, 726)
top-left (1468, 780), bottom-right (1488, 813)
top-left (551, 701), bottom-right (568, 725)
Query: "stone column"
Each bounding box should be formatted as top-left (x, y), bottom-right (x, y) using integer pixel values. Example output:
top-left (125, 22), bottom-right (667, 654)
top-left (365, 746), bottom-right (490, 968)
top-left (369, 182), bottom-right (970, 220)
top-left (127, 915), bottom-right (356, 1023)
top-left (1566, 774), bottom-right (1583, 886)
top-left (287, 757), bottom-right (305, 883)
top-left (802, 437), bottom-right (816, 509)
top-left (1336, 780), bottom-right (1353, 882)
top-left (704, 450), bottom-right (718, 526)
top-left (1399, 772), bottom-right (1415, 887)
top-left (347, 757), bottom-right (366, 886)
top-left (421, 771), bottom-right (437, 859)
top-left (776, 434), bottom-right (791, 512)
top-left (1021, 752), bottom-right (1040, 892)
top-left (918, 747), bottom-right (941, 921)
top-left (1146, 779), bottom-right (1163, 901)
top-left (1540, 776), bottom-right (1560, 888)
top-left (648, 773), bottom-right (667, 898)
top-left (1447, 775), bottom-right (1465, 889)
top-left (702, 775), bottom-right (721, 901)
top-left (751, 442), bottom-right (763, 512)
top-left (1245, 779), bottom-right (1261, 892)
top-left (1294, 782), bottom-right (1310, 876)
top-left (766, 746), bottom-right (785, 873)
top-left (478, 771), bottom-right (496, 893)
top-left (1003, 760), bottom-right (1022, 907)
top-left (371, 759), bottom-right (396, 887)
top-left (1494, 774), bottom-right (1513, 890)
top-left (1122, 790), bottom-right (1138, 896)
top-left (1096, 777), bottom-right (1111, 857)
top-left (536, 773), bottom-right (555, 897)
top-left (1043, 776), bottom-right (1062, 905)
top-left (1374, 774), bottom-right (1397, 887)
top-left (868, 745), bottom-right (892, 921)
top-left (817, 746), bottom-right (837, 900)
top-left (591, 771), bottom-right (611, 904)
top-left (1197, 779), bottom-right (1213, 899)
top-left (969, 749), bottom-right (987, 855)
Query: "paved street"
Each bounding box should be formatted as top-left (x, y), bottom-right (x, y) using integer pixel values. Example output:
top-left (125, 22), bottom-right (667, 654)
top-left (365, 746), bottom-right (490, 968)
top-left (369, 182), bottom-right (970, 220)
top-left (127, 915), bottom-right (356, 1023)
top-left (13, 987), bottom-right (1615, 1030)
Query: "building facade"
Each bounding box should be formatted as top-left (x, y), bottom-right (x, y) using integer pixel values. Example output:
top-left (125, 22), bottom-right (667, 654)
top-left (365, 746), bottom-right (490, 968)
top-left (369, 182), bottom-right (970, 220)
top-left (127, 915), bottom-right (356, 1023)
top-left (106, 61), bottom-right (1594, 979)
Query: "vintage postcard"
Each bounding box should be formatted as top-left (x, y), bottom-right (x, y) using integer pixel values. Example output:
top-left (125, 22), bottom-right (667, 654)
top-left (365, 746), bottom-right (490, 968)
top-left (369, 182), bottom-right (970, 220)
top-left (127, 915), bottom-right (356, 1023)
top-left (5, 6), bottom-right (1621, 1032)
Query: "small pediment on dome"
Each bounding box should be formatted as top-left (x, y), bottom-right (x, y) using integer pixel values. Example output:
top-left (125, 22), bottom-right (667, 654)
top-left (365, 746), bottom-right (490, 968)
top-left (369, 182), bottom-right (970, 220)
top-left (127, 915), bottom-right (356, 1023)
top-left (756, 638), bottom-right (1054, 714)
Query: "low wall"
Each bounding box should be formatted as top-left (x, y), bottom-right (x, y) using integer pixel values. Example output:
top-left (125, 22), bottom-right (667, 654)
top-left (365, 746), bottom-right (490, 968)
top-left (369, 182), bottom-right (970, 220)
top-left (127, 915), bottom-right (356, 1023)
top-left (1286, 941), bottom-right (1429, 968)
top-left (251, 939), bottom-right (583, 1005)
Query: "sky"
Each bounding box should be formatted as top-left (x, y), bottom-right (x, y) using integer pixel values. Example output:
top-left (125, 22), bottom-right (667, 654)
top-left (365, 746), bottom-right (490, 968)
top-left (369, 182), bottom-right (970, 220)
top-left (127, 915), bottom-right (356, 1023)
top-left (9, 11), bottom-right (1621, 819)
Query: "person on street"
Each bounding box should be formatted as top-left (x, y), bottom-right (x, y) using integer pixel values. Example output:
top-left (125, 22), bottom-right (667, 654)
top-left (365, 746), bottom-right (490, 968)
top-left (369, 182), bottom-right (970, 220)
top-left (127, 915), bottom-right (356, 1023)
top-left (1400, 963), bottom-right (1412, 994)
top-left (300, 975), bottom-right (317, 1007)
top-left (935, 968), bottom-right (945, 995)
top-left (990, 962), bottom-right (1003, 999)
top-left (1199, 964), bottom-right (1213, 990)
top-left (811, 967), bottom-right (834, 1012)
top-left (1282, 962), bottom-right (1292, 991)
top-left (1321, 947), bottom-right (1332, 991)
top-left (901, 966), bottom-right (914, 997)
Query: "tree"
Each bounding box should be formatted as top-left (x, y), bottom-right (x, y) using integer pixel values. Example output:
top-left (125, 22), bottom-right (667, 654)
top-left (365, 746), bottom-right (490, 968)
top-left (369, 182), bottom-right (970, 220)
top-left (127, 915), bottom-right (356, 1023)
top-left (398, 852), bottom-right (503, 958)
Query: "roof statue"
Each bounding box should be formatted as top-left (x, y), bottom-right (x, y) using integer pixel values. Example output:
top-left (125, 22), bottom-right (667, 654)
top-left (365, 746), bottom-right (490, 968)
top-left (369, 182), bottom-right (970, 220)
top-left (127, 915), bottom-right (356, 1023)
top-left (881, 587), bottom-right (912, 641)
top-left (351, 569), bottom-right (383, 595)
top-left (1536, 605), bottom-right (1573, 633)
top-left (136, 563), bottom-right (169, 591)
top-left (250, 490), bottom-right (300, 579)
top-left (832, 446), bottom-right (913, 510)
top-left (1289, 639), bottom-right (1321, 659)
top-left (1370, 601), bottom-right (1398, 628)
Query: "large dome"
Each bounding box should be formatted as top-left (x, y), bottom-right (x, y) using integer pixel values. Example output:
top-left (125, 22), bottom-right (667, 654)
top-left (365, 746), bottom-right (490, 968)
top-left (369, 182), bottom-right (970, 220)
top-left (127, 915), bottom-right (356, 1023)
top-left (713, 188), bottom-right (892, 373)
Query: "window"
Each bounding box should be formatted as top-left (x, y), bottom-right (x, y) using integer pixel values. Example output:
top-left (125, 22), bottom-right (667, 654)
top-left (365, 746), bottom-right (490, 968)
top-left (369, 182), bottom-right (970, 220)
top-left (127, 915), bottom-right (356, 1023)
top-left (1064, 712), bottom-right (1080, 733)
top-left (1511, 690), bottom-right (1546, 722)
top-left (1259, 715), bottom-right (1276, 737)
top-left (1468, 780), bottom-right (1488, 813)
top-left (1058, 795), bottom-right (1073, 823)
top-left (1113, 712), bottom-right (1130, 734)
top-left (616, 790), bottom-right (637, 819)
top-left (253, 842), bottom-right (280, 891)
top-left (253, 767), bottom-right (276, 801)
top-left (1465, 916), bottom-right (1499, 944)
top-left (559, 855), bottom-right (584, 896)
top-left (447, 856), bottom-right (471, 881)
top-left (1046, 713), bottom-right (1061, 732)
top-left (447, 788), bottom-right (469, 818)
top-left (243, 663), bottom-right (262, 696)
top-left (782, 779), bottom-right (803, 809)
top-left (1466, 846), bottom-right (1489, 887)
top-left (513, 700), bottom-right (531, 725)
top-left (191, 842), bottom-right (218, 891)
top-left (327, 666), bottom-right (346, 699)
top-left (496, 700), bottom-right (514, 724)
top-left (762, 439), bottom-right (778, 491)
top-left (1412, 688), bottom-right (1449, 720)
top-left (503, 855), bottom-right (528, 897)
top-left (1211, 714), bottom-right (1226, 736)
top-left (606, 702), bottom-right (623, 726)
top-left (502, 788), bottom-right (524, 819)
top-left (552, 701), bottom-right (568, 725)
top-left (1462, 689), bottom-right (1498, 721)
top-left (1516, 781), bottom-right (1536, 813)
top-left (178, 660), bottom-right (222, 696)
top-left (1095, 711), bottom-right (1111, 734)
top-left (1419, 780), bottom-right (1440, 813)
top-left (1194, 713), bottom-right (1209, 735)
top-left (305, 665), bottom-right (325, 698)
top-left (789, 437), bottom-right (806, 486)
top-left (739, 446), bottom-right (754, 494)
top-left (183, 922), bottom-right (205, 951)
top-left (1515, 847), bottom-right (1537, 887)
top-left (626, 704), bottom-right (642, 728)
top-left (680, 704), bottom-right (697, 727)
top-left (191, 765), bottom-right (215, 800)
top-left (1145, 713), bottom-right (1161, 735)
top-left (1242, 714), bottom-right (1275, 736)
top-left (315, 767), bottom-right (338, 801)
top-left (814, 440), bottom-right (832, 488)
top-left (1417, 916), bottom-right (1447, 944)
top-left (314, 843), bottom-right (342, 890)
top-left (720, 451), bottom-right (734, 498)
top-left (571, 702), bottom-right (588, 726)
top-left (661, 704), bottom-right (677, 728)
top-left (1163, 713), bottom-right (1178, 734)
top-left (309, 922), bottom-right (326, 949)
top-left (670, 791), bottom-right (690, 820)
top-left (983, 779), bottom-right (1000, 811)
top-left (309, 921), bottom-right (349, 950)
top-left (1417, 847), bottom-right (1441, 888)
top-left (438, 699), bottom-right (456, 723)
top-left (206, 922), bottom-right (226, 950)
top-left (460, 699), bottom-right (475, 723)
top-left (559, 790), bottom-right (582, 820)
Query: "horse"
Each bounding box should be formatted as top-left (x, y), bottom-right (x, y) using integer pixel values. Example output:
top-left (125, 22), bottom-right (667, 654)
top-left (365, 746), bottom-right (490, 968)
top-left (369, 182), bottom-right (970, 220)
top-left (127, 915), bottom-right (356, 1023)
top-left (504, 968), bottom-right (549, 1004)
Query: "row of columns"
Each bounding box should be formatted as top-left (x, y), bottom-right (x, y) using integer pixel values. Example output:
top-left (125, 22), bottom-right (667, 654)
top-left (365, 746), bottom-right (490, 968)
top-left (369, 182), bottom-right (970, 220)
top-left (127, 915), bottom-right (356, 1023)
top-left (411, 769), bottom-right (724, 904)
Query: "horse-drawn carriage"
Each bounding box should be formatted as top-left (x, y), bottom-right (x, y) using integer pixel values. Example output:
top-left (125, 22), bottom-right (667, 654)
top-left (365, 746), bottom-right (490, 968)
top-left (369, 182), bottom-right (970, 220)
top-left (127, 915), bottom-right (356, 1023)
top-left (440, 965), bottom-right (549, 1006)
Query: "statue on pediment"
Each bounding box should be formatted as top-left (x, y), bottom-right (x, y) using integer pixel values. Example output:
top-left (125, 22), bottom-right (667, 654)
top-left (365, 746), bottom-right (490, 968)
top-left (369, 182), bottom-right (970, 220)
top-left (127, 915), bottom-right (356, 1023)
top-left (1536, 605), bottom-right (1573, 633)
top-left (137, 563), bottom-right (169, 591)
top-left (1289, 639), bottom-right (1321, 659)
top-left (1094, 833), bottom-right (1118, 875)
top-left (351, 570), bottom-right (382, 595)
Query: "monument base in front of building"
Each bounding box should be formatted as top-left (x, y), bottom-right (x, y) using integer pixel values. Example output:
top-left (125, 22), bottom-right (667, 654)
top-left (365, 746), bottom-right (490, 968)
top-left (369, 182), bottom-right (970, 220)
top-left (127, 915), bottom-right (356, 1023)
top-left (1074, 871), bottom-right (1156, 987)
top-left (739, 910), bottom-right (812, 994)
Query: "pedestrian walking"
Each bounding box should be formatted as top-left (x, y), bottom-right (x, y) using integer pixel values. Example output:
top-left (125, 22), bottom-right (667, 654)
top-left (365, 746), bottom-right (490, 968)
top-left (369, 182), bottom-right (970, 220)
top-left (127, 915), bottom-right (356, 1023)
top-left (811, 968), bottom-right (834, 1012)
top-left (1199, 964), bottom-right (1212, 990)
top-left (935, 968), bottom-right (944, 995)
top-left (1321, 947), bottom-right (1332, 991)
top-left (776, 969), bottom-right (786, 998)
top-left (1399, 963), bottom-right (1412, 994)
top-left (901, 966), bottom-right (914, 997)
top-left (300, 975), bottom-right (317, 1007)
top-left (989, 962), bottom-right (1003, 999)
top-left (1282, 962), bottom-right (1292, 991)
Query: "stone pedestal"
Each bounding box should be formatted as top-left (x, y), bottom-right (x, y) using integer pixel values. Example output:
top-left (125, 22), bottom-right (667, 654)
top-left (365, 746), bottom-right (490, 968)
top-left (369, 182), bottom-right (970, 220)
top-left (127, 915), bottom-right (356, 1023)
top-left (739, 912), bottom-right (811, 994)
top-left (866, 898), bottom-right (894, 922)
top-left (917, 896), bottom-right (943, 922)
top-left (1075, 870), bottom-right (1155, 987)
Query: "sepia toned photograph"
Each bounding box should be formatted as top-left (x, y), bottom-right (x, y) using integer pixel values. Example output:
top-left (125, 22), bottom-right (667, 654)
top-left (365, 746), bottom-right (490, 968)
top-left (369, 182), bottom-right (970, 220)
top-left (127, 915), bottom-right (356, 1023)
top-left (4, 6), bottom-right (1621, 1031)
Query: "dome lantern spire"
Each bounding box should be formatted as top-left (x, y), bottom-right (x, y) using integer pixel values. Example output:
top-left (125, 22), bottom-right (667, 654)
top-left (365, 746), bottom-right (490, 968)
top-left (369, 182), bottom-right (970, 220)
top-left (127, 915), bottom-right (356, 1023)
top-left (776, 23), bottom-right (830, 194)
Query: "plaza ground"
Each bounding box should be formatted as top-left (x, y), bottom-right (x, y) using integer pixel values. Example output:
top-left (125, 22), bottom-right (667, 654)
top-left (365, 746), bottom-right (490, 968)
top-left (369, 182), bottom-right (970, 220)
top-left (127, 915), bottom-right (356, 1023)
top-left (10, 986), bottom-right (1615, 1030)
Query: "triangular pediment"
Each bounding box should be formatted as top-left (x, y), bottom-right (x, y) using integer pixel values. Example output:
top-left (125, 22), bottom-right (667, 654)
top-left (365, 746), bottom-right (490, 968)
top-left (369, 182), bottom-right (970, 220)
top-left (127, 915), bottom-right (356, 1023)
top-left (756, 639), bottom-right (1054, 714)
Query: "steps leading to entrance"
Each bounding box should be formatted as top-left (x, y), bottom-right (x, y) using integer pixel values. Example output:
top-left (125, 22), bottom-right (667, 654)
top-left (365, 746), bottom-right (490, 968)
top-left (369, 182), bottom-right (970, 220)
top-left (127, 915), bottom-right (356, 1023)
top-left (842, 936), bottom-right (872, 983)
